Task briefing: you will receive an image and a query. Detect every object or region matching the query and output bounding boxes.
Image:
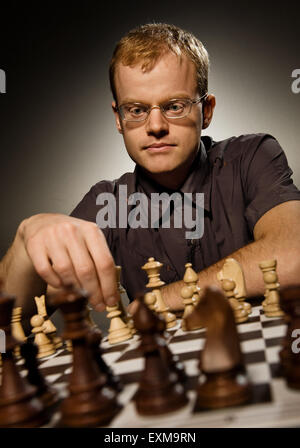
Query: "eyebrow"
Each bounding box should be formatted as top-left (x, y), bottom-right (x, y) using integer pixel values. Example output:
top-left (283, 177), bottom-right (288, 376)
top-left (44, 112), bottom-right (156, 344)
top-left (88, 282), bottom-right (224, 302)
top-left (120, 93), bottom-right (192, 104)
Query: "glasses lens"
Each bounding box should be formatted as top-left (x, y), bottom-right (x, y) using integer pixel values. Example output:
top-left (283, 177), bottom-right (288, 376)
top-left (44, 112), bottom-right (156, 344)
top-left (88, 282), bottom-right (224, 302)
top-left (163, 99), bottom-right (190, 118)
top-left (120, 103), bottom-right (149, 121)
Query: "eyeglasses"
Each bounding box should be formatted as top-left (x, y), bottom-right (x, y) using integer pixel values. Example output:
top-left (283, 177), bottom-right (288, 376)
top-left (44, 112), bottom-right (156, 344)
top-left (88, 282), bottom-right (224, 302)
top-left (116, 93), bottom-right (207, 122)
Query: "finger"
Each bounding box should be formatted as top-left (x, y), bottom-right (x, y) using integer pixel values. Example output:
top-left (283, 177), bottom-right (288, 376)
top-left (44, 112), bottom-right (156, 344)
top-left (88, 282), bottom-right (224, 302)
top-left (62, 226), bottom-right (105, 307)
top-left (26, 239), bottom-right (62, 288)
top-left (94, 302), bottom-right (106, 312)
top-left (45, 232), bottom-right (81, 289)
top-left (85, 225), bottom-right (120, 306)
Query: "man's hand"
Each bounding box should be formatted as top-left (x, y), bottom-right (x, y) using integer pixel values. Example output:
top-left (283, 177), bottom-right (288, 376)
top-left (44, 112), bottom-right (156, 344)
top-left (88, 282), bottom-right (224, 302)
top-left (18, 213), bottom-right (120, 311)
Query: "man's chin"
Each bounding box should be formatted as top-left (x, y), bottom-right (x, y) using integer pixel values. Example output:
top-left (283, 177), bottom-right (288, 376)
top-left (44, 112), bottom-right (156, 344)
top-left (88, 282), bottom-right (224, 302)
top-left (140, 165), bottom-right (177, 175)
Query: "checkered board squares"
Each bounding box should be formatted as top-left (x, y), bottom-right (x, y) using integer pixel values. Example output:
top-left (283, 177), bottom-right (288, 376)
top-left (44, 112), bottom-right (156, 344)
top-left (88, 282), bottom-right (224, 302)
top-left (11, 305), bottom-right (300, 427)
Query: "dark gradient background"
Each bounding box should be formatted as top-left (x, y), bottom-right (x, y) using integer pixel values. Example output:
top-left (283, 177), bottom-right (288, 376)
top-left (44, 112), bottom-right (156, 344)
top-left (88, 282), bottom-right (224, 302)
top-left (0, 1), bottom-right (299, 258)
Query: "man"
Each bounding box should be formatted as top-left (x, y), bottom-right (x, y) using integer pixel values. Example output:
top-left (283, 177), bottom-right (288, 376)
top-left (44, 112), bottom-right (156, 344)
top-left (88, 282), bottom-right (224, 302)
top-left (1, 23), bottom-right (300, 322)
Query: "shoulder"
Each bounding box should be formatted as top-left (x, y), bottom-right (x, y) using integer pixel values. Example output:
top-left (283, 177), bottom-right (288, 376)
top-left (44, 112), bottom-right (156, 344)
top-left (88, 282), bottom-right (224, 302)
top-left (70, 171), bottom-right (136, 221)
top-left (88, 171), bottom-right (136, 197)
top-left (210, 133), bottom-right (279, 162)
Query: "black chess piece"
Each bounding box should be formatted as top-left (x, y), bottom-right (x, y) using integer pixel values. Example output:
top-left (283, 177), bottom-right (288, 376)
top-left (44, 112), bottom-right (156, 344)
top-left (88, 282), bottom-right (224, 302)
top-left (149, 302), bottom-right (187, 386)
top-left (48, 287), bottom-right (121, 427)
top-left (185, 286), bottom-right (252, 410)
top-left (133, 299), bottom-right (188, 415)
top-left (20, 340), bottom-right (59, 410)
top-left (86, 326), bottom-right (123, 393)
top-left (0, 291), bottom-right (49, 427)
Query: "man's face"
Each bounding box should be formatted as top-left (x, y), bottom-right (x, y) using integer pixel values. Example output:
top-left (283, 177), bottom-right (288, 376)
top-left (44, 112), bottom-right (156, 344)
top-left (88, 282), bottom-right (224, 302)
top-left (112, 52), bottom-right (213, 179)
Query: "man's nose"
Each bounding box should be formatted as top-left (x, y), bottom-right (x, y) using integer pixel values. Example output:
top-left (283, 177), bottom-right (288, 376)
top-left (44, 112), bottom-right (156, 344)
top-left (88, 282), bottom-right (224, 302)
top-left (145, 106), bottom-right (169, 136)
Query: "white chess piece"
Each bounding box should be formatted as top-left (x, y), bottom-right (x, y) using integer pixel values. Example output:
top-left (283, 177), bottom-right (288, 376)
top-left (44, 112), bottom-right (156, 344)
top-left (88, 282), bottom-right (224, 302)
top-left (142, 257), bottom-right (177, 330)
top-left (106, 304), bottom-right (133, 345)
top-left (11, 307), bottom-right (27, 358)
top-left (30, 314), bottom-right (56, 358)
top-left (259, 259), bottom-right (284, 317)
top-left (217, 258), bottom-right (252, 318)
top-left (34, 295), bottom-right (63, 349)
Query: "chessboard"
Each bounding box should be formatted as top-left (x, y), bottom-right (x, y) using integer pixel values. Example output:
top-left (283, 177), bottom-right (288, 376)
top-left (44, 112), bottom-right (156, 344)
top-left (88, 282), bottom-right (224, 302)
top-left (12, 304), bottom-right (300, 428)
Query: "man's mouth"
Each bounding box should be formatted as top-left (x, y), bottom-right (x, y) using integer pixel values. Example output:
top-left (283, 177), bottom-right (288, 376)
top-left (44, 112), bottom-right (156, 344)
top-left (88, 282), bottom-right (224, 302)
top-left (143, 142), bottom-right (176, 152)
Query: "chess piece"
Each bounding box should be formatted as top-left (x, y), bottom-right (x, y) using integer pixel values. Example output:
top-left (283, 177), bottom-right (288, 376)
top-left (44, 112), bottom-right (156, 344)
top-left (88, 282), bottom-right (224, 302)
top-left (85, 305), bottom-right (122, 393)
top-left (181, 285), bottom-right (203, 331)
top-left (65, 340), bottom-right (73, 352)
top-left (85, 304), bottom-right (98, 329)
top-left (0, 291), bottom-right (48, 427)
top-left (144, 291), bottom-right (157, 312)
top-left (20, 340), bottom-right (59, 410)
top-left (106, 303), bottom-right (133, 345)
top-left (144, 292), bottom-right (187, 385)
top-left (11, 306), bottom-right (27, 358)
top-left (183, 262), bottom-right (201, 305)
top-left (115, 266), bottom-right (128, 324)
top-left (34, 295), bottom-right (63, 349)
top-left (133, 298), bottom-right (188, 415)
top-left (279, 286), bottom-right (300, 390)
top-left (221, 279), bottom-right (249, 323)
top-left (115, 266), bottom-right (136, 335)
top-left (185, 286), bottom-right (252, 410)
top-left (48, 287), bottom-right (120, 427)
top-left (86, 328), bottom-right (123, 393)
top-left (142, 257), bottom-right (177, 329)
top-left (30, 315), bottom-right (56, 358)
top-left (217, 258), bottom-right (252, 315)
top-left (259, 259), bottom-right (284, 317)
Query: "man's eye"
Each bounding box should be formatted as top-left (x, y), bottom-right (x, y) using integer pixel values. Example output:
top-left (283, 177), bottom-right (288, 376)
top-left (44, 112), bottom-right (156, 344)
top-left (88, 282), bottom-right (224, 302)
top-left (165, 101), bottom-right (185, 112)
top-left (128, 105), bottom-right (147, 115)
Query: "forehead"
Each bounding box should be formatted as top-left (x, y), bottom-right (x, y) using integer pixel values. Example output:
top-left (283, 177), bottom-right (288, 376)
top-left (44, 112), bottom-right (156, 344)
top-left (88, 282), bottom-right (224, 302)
top-left (114, 52), bottom-right (198, 103)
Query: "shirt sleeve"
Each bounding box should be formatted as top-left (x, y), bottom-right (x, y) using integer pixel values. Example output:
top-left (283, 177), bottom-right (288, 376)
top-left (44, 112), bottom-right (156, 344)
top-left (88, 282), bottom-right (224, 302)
top-left (243, 134), bottom-right (300, 231)
top-left (69, 181), bottom-right (114, 247)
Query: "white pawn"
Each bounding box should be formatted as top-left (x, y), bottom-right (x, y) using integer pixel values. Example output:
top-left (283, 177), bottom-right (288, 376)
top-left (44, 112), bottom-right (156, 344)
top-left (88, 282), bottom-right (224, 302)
top-left (183, 263), bottom-right (201, 305)
top-left (221, 279), bottom-right (249, 324)
top-left (181, 285), bottom-right (203, 331)
top-left (106, 305), bottom-right (133, 345)
top-left (30, 314), bottom-right (56, 358)
top-left (144, 291), bottom-right (157, 312)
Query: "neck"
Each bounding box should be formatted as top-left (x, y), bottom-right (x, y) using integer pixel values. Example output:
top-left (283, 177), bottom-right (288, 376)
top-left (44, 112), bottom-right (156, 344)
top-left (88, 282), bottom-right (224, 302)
top-left (140, 150), bottom-right (199, 191)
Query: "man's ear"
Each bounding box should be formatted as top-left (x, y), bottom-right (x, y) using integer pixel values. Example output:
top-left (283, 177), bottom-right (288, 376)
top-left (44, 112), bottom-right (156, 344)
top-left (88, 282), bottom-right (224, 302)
top-left (112, 101), bottom-right (123, 134)
top-left (202, 94), bottom-right (216, 129)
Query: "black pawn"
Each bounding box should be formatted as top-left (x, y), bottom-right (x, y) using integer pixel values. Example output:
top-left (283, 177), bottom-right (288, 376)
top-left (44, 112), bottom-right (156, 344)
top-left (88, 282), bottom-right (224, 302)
top-left (133, 299), bottom-right (188, 415)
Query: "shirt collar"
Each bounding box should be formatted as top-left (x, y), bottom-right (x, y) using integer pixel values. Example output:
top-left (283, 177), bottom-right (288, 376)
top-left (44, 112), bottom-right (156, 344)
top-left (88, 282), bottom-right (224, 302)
top-left (134, 137), bottom-right (213, 212)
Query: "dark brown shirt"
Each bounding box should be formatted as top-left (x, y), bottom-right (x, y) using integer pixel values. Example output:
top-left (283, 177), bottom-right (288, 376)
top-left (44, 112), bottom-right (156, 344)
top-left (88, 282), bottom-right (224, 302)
top-left (71, 133), bottom-right (300, 301)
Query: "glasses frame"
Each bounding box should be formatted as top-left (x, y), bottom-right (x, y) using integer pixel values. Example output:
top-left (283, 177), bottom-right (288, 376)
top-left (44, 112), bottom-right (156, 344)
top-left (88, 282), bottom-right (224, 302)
top-left (116, 93), bottom-right (207, 122)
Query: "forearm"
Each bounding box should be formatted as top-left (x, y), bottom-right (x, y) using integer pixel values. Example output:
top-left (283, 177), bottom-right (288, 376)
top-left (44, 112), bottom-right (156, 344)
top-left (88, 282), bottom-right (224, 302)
top-left (0, 224), bottom-right (46, 322)
top-left (162, 235), bottom-right (300, 311)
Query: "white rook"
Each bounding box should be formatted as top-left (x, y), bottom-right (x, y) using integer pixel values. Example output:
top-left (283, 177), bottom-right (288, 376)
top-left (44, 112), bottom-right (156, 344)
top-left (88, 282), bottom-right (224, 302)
top-left (0, 69), bottom-right (6, 93)
top-left (0, 329), bottom-right (5, 353)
